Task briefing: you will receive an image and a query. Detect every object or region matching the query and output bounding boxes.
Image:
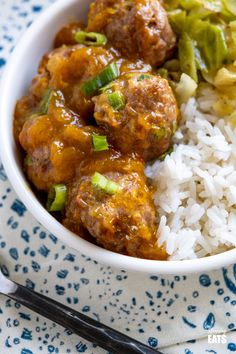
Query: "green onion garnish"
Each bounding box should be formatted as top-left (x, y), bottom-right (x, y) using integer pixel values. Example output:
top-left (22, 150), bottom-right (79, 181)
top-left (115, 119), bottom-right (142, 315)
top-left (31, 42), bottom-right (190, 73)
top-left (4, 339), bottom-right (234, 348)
top-left (137, 74), bottom-right (152, 81)
top-left (154, 127), bottom-right (167, 140)
top-left (92, 172), bottom-right (119, 195)
top-left (159, 147), bottom-right (174, 161)
top-left (75, 31), bottom-right (107, 46)
top-left (39, 89), bottom-right (53, 115)
top-left (24, 155), bottom-right (33, 166)
top-left (108, 91), bottom-right (125, 111)
top-left (92, 134), bottom-right (109, 152)
top-left (47, 184), bottom-right (67, 212)
top-left (81, 63), bottom-right (119, 97)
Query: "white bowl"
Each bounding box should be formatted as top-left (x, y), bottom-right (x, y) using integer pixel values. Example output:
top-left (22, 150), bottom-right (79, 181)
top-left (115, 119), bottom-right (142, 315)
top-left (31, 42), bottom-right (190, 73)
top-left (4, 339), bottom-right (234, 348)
top-left (0, 0), bottom-right (236, 274)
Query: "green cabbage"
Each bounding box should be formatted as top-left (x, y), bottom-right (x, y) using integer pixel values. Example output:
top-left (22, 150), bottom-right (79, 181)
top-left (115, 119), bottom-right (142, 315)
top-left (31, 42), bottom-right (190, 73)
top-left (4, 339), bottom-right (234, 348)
top-left (178, 33), bottom-right (198, 82)
top-left (175, 73), bottom-right (198, 103)
top-left (224, 0), bottom-right (236, 15)
top-left (168, 1), bottom-right (230, 82)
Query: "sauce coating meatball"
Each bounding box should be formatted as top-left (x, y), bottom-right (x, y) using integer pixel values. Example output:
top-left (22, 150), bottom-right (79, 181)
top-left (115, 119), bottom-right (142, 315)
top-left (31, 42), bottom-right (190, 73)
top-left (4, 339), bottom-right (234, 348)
top-left (19, 90), bottom-right (104, 191)
top-left (63, 151), bottom-right (167, 260)
top-left (93, 73), bottom-right (179, 161)
top-left (87, 0), bottom-right (176, 67)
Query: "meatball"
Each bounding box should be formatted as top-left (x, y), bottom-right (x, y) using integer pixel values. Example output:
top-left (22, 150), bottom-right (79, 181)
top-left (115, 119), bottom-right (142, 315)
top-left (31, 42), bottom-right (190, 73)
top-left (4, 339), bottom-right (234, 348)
top-left (63, 151), bottom-right (167, 260)
top-left (19, 90), bottom-right (104, 191)
top-left (87, 0), bottom-right (176, 67)
top-left (93, 73), bottom-right (179, 161)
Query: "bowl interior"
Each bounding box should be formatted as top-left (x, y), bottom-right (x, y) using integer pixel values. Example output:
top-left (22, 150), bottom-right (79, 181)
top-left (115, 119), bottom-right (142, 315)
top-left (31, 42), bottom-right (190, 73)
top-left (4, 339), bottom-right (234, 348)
top-left (1, 0), bottom-right (236, 274)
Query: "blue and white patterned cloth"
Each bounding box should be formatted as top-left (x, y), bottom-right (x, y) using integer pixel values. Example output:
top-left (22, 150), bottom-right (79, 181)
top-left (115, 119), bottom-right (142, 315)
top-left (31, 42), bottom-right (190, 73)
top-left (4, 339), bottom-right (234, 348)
top-left (0, 1), bottom-right (236, 353)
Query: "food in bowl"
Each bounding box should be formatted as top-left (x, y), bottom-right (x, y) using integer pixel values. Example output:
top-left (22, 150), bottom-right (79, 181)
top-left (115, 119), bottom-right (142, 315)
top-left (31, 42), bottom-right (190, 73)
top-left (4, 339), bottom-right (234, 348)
top-left (13, 0), bottom-right (236, 261)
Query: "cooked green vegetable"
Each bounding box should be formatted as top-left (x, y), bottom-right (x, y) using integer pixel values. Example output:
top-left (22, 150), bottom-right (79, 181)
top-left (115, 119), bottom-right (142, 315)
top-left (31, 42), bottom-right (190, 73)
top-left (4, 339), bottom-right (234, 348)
top-left (168, 9), bottom-right (186, 35)
top-left (230, 20), bottom-right (236, 44)
top-left (81, 63), bottom-right (119, 97)
top-left (168, 0), bottom-right (230, 82)
top-left (39, 89), bottom-right (53, 115)
top-left (224, 0), bottom-right (236, 15)
top-left (137, 74), bottom-right (152, 81)
top-left (175, 73), bottom-right (198, 104)
top-left (214, 67), bottom-right (236, 86)
top-left (159, 147), bottom-right (174, 161)
top-left (108, 91), bottom-right (125, 110)
top-left (92, 172), bottom-right (119, 195)
top-left (178, 33), bottom-right (198, 82)
top-left (92, 134), bottom-right (109, 152)
top-left (157, 68), bottom-right (169, 79)
top-left (47, 184), bottom-right (67, 212)
top-left (194, 22), bottom-right (228, 71)
top-left (24, 155), bottom-right (33, 166)
top-left (74, 31), bottom-right (107, 46)
top-left (154, 127), bottom-right (167, 140)
top-left (179, 0), bottom-right (200, 10)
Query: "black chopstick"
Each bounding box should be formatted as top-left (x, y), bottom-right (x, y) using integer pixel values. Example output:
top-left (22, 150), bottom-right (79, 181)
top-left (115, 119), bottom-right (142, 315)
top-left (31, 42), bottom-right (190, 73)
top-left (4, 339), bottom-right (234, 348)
top-left (7, 281), bottom-right (164, 354)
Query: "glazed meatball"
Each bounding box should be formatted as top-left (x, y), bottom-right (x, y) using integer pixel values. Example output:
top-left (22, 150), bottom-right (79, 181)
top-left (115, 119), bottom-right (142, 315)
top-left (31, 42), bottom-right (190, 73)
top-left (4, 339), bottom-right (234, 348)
top-left (93, 73), bottom-right (179, 161)
top-left (87, 0), bottom-right (176, 67)
top-left (63, 151), bottom-right (167, 260)
top-left (19, 90), bottom-right (104, 191)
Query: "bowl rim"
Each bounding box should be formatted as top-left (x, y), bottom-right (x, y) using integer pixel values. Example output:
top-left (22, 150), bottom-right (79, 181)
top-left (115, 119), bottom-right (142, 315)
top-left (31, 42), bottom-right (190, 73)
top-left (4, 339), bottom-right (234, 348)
top-left (0, 0), bottom-right (236, 275)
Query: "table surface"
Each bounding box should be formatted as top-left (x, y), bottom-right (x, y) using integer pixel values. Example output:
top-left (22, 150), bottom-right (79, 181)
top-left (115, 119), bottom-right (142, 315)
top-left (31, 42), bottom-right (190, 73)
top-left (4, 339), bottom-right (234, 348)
top-left (0, 1), bottom-right (236, 353)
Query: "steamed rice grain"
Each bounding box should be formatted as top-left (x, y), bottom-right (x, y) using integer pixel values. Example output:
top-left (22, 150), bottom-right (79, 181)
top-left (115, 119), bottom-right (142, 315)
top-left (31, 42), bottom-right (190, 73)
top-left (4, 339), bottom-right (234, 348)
top-left (146, 95), bottom-right (236, 260)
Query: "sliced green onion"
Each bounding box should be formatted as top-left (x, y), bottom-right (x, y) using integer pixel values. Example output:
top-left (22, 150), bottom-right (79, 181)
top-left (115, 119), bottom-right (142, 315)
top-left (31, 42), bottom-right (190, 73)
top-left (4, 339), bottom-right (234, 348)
top-left (178, 33), bottom-right (198, 82)
top-left (159, 146), bottom-right (174, 161)
top-left (39, 89), bottom-right (53, 115)
top-left (108, 91), bottom-right (125, 111)
top-left (92, 134), bottom-right (109, 152)
top-left (137, 74), bottom-right (152, 81)
top-left (92, 172), bottom-right (107, 190)
top-left (99, 82), bottom-right (115, 93)
top-left (154, 127), bottom-right (167, 140)
top-left (81, 63), bottom-right (119, 97)
top-left (75, 31), bottom-right (107, 46)
top-left (92, 172), bottom-right (119, 195)
top-left (24, 155), bottom-right (33, 166)
top-left (105, 180), bottom-right (120, 195)
top-left (47, 184), bottom-right (67, 212)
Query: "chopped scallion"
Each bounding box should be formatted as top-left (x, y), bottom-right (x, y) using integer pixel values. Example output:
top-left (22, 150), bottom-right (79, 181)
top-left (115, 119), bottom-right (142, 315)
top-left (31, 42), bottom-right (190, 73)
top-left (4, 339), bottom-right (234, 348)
top-left (92, 172), bottom-right (119, 195)
top-left (105, 180), bottom-right (120, 195)
top-left (92, 173), bottom-right (108, 191)
top-left (47, 184), bottom-right (67, 212)
top-left (137, 74), bottom-right (152, 81)
top-left (154, 127), bottom-right (167, 139)
top-left (159, 147), bottom-right (174, 161)
top-left (108, 91), bottom-right (125, 111)
top-left (81, 63), bottom-right (119, 97)
top-left (75, 31), bottom-right (107, 46)
top-left (24, 155), bottom-right (33, 166)
top-left (39, 89), bottom-right (53, 115)
top-left (92, 134), bottom-right (109, 152)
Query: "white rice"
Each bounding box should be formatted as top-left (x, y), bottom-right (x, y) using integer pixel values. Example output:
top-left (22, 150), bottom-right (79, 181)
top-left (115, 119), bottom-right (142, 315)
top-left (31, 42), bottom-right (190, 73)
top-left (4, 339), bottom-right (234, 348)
top-left (146, 90), bottom-right (236, 260)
